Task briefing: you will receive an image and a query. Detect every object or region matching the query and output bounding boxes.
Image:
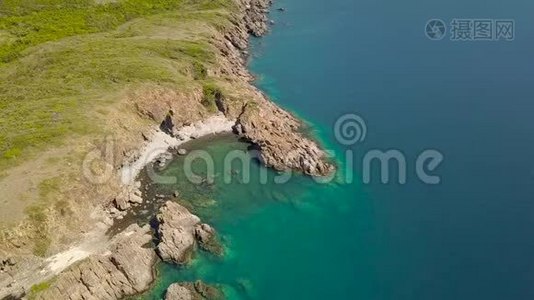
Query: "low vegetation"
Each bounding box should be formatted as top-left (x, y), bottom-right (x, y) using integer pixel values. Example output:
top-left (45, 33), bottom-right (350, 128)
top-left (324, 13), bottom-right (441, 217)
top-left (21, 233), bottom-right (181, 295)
top-left (201, 82), bottom-right (224, 111)
top-left (27, 278), bottom-right (55, 299)
top-left (0, 0), bottom-right (235, 169)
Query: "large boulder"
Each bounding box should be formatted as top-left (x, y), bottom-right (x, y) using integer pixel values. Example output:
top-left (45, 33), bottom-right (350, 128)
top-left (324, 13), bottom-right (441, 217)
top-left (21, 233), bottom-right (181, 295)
top-left (156, 202), bottom-right (222, 264)
top-left (156, 201), bottom-right (200, 264)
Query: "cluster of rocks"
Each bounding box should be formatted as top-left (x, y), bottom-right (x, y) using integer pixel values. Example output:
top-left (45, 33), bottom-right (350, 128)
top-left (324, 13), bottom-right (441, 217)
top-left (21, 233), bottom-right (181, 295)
top-left (156, 152), bottom-right (173, 168)
top-left (107, 182), bottom-right (144, 219)
top-left (233, 98), bottom-right (335, 176)
top-left (31, 201), bottom-right (224, 300)
top-left (156, 202), bottom-right (224, 300)
top-left (156, 201), bottom-right (222, 265)
top-left (165, 281), bottom-right (223, 300)
top-left (35, 224), bottom-right (157, 300)
top-left (154, 147), bottom-right (192, 168)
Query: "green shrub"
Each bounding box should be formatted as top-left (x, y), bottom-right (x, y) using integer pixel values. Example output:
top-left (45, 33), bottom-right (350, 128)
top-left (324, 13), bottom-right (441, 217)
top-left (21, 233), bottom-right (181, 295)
top-left (201, 82), bottom-right (223, 111)
top-left (28, 278), bottom-right (55, 299)
top-left (192, 61), bottom-right (208, 80)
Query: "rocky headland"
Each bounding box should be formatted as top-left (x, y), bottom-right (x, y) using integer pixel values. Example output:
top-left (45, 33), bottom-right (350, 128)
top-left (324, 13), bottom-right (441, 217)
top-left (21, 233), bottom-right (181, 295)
top-left (29, 201), bottom-right (220, 300)
top-left (0, 0), bottom-right (334, 298)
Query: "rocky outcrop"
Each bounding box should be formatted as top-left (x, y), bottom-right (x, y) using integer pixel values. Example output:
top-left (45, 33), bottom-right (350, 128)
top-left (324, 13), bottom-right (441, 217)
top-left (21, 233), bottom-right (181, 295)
top-left (166, 281), bottom-right (223, 300)
top-left (156, 201), bottom-right (200, 264)
top-left (35, 224), bottom-right (157, 300)
top-left (194, 223), bottom-right (223, 256)
top-left (111, 182), bottom-right (143, 212)
top-left (234, 96), bottom-right (335, 176)
top-left (156, 201), bottom-right (221, 264)
top-left (242, 0), bottom-right (271, 37)
top-left (166, 283), bottom-right (193, 300)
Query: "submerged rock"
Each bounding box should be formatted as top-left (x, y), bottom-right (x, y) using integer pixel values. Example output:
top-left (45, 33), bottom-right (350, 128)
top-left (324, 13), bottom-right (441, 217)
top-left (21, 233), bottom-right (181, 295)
top-left (166, 281), bottom-right (223, 300)
top-left (166, 283), bottom-right (193, 300)
top-left (195, 224), bottom-right (223, 256)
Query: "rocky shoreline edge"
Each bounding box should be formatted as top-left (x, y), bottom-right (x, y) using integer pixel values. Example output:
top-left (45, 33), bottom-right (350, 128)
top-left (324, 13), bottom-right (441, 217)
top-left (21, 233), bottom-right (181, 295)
top-left (0, 0), bottom-right (335, 299)
top-left (32, 201), bottom-right (223, 300)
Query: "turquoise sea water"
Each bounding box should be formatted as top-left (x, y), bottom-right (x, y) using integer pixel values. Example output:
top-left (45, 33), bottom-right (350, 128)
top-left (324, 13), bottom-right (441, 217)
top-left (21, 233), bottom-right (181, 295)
top-left (142, 0), bottom-right (534, 299)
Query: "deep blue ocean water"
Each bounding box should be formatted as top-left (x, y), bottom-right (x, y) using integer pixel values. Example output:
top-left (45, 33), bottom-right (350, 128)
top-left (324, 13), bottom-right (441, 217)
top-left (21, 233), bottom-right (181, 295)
top-left (141, 0), bottom-right (534, 299)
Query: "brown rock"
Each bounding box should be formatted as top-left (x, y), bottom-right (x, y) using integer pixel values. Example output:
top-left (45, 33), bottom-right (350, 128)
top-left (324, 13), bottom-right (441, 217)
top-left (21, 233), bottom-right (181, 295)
top-left (234, 96), bottom-right (335, 176)
top-left (166, 281), bottom-right (223, 300)
top-left (194, 224), bottom-right (223, 256)
top-left (114, 194), bottom-right (130, 211)
top-left (35, 224), bottom-right (157, 300)
top-left (166, 283), bottom-right (193, 300)
top-left (156, 201), bottom-right (201, 264)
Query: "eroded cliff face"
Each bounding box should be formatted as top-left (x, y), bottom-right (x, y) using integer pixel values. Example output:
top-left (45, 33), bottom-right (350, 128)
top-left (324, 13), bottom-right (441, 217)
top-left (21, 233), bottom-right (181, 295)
top-left (222, 0), bottom-right (334, 176)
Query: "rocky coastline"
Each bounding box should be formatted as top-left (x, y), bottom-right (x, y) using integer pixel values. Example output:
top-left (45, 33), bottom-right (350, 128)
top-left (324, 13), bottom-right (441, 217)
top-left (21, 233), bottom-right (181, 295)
top-left (33, 224), bottom-right (157, 300)
top-left (0, 0), bottom-right (334, 298)
top-left (32, 201), bottom-right (220, 300)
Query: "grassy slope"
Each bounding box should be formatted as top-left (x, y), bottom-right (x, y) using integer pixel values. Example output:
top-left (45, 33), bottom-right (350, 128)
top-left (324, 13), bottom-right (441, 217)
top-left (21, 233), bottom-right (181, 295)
top-left (0, 0), bottom-right (240, 256)
top-left (0, 0), bottom-right (236, 169)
